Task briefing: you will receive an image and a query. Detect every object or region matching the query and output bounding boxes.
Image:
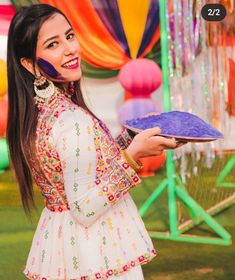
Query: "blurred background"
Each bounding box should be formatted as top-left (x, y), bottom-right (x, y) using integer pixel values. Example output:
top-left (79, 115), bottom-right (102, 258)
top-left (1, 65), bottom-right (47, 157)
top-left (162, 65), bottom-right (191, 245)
top-left (0, 0), bottom-right (235, 279)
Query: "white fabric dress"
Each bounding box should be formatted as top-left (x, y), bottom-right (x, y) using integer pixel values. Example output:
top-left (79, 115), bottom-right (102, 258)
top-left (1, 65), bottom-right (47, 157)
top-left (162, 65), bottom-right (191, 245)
top-left (23, 106), bottom-right (156, 280)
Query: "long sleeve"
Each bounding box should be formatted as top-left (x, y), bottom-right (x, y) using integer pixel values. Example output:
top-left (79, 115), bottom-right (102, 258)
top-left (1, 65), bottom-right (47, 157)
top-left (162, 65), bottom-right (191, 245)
top-left (51, 109), bottom-right (141, 227)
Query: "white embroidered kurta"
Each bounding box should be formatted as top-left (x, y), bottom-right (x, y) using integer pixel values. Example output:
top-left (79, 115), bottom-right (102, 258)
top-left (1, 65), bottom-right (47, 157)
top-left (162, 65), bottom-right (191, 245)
top-left (24, 95), bottom-right (156, 280)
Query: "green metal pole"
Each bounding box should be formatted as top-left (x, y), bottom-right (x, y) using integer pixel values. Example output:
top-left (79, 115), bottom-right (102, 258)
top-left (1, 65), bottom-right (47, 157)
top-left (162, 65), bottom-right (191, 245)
top-left (216, 154), bottom-right (235, 187)
top-left (159, 1), bottom-right (171, 112)
top-left (176, 188), bottom-right (231, 242)
top-left (149, 232), bottom-right (231, 246)
top-left (159, 0), bottom-right (178, 235)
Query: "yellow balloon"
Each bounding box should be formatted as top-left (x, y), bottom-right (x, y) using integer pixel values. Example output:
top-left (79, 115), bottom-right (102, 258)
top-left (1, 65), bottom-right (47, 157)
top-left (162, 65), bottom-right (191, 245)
top-left (0, 59), bottom-right (8, 99)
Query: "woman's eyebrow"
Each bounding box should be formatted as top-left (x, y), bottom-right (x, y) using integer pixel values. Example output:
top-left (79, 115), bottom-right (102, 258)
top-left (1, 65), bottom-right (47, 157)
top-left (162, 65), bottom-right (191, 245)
top-left (65, 27), bottom-right (73, 35)
top-left (42, 27), bottom-right (73, 46)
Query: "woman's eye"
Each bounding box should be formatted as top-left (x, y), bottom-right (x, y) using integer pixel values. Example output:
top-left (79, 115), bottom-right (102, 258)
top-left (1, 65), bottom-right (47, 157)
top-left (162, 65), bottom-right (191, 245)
top-left (47, 41), bottom-right (58, 49)
top-left (67, 33), bottom-right (75, 40)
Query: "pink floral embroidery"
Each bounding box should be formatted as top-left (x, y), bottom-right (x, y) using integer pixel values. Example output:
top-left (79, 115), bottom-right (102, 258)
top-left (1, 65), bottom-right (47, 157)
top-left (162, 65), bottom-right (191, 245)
top-left (115, 128), bottom-right (133, 149)
top-left (25, 249), bottom-right (157, 279)
top-left (95, 272), bottom-right (101, 279)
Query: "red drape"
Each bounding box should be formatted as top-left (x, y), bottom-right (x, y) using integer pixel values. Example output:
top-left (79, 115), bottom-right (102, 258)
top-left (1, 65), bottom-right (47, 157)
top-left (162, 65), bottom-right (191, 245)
top-left (227, 58), bottom-right (235, 117)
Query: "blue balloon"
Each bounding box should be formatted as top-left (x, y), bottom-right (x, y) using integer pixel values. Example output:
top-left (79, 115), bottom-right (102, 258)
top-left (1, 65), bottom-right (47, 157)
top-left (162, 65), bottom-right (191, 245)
top-left (118, 98), bottom-right (162, 125)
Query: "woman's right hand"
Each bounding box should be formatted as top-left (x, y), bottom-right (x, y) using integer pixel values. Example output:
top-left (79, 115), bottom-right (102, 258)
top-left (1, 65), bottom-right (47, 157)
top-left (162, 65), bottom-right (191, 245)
top-left (125, 127), bottom-right (177, 161)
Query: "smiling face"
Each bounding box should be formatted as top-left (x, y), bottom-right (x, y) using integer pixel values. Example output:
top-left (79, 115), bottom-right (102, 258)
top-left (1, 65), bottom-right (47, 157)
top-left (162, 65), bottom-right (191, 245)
top-left (36, 13), bottom-right (81, 83)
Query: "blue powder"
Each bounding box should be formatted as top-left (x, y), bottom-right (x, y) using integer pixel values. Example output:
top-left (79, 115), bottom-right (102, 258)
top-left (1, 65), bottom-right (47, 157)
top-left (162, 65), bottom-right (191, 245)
top-left (125, 111), bottom-right (223, 138)
top-left (37, 58), bottom-right (65, 80)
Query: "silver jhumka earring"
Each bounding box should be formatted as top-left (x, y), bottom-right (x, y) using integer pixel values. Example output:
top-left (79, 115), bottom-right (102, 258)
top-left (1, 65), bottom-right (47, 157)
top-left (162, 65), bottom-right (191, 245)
top-left (34, 74), bottom-right (55, 105)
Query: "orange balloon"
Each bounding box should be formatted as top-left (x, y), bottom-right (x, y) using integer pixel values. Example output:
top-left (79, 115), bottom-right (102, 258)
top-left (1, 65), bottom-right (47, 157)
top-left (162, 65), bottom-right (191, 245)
top-left (138, 151), bottom-right (166, 177)
top-left (0, 99), bottom-right (8, 137)
top-left (0, 59), bottom-right (8, 99)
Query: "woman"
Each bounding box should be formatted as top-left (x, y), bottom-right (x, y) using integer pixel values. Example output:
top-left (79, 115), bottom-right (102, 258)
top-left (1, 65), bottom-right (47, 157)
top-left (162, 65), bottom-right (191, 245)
top-left (7, 4), bottom-right (177, 280)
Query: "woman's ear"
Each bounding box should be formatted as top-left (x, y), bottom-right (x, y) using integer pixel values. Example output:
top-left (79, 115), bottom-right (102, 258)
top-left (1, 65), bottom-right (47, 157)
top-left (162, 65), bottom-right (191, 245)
top-left (20, 58), bottom-right (36, 76)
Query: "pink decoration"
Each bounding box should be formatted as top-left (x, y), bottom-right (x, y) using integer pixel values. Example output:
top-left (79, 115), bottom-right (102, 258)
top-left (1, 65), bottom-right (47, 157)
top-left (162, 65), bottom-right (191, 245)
top-left (0, 4), bottom-right (15, 36)
top-left (118, 58), bottom-right (162, 98)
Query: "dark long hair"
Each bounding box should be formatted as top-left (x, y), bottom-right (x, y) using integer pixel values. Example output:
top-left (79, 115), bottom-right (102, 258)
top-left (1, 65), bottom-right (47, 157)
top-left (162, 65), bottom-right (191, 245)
top-left (7, 4), bottom-right (97, 216)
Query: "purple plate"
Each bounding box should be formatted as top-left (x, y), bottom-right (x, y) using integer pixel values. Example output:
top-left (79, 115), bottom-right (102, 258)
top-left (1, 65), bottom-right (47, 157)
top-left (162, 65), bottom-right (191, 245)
top-left (124, 111), bottom-right (223, 143)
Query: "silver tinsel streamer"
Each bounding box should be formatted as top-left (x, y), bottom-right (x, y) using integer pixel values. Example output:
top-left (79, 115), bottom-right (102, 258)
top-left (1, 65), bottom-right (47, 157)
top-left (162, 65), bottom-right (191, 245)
top-left (166, 0), bottom-right (235, 179)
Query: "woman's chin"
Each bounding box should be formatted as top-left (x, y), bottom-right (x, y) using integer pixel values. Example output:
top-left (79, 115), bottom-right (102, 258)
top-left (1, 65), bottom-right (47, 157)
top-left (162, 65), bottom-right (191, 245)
top-left (62, 70), bottom-right (82, 82)
top-left (50, 73), bottom-right (82, 84)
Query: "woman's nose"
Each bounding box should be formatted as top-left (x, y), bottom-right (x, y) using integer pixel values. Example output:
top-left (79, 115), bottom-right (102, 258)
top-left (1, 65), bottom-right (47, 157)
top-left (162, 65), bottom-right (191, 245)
top-left (64, 42), bottom-right (76, 55)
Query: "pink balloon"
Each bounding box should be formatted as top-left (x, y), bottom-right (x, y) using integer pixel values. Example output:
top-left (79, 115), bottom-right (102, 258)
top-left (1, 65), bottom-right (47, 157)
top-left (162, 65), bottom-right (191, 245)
top-left (118, 98), bottom-right (162, 125)
top-left (0, 4), bottom-right (15, 36)
top-left (118, 58), bottom-right (162, 98)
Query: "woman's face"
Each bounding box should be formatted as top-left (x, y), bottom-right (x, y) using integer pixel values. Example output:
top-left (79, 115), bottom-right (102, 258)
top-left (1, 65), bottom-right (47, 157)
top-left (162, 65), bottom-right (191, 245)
top-left (36, 13), bottom-right (81, 83)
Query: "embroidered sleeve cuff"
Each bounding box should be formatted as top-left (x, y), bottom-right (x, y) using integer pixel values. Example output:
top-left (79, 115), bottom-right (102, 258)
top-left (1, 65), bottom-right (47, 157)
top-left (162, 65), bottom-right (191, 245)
top-left (115, 128), bottom-right (134, 149)
top-left (95, 153), bottom-right (141, 205)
